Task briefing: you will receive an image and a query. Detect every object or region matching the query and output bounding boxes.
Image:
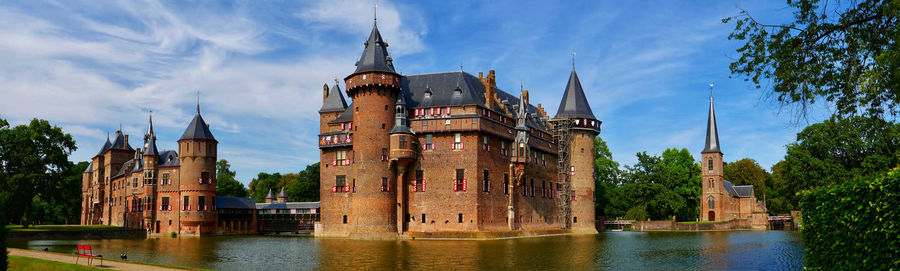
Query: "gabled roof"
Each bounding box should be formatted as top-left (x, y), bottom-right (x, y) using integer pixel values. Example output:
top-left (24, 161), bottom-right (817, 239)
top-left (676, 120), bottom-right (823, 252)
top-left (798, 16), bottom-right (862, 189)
top-left (723, 180), bottom-right (754, 198)
top-left (180, 109), bottom-right (216, 141)
top-left (319, 82), bottom-right (349, 113)
top-left (702, 93), bottom-right (721, 153)
top-left (351, 23), bottom-right (396, 75)
top-left (216, 196), bottom-right (257, 209)
top-left (554, 69), bottom-right (596, 120)
top-left (110, 131), bottom-right (133, 151)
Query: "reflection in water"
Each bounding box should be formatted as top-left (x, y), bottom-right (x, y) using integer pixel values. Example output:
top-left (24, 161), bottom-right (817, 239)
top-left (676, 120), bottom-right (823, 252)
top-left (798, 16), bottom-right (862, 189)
top-left (9, 231), bottom-right (804, 270)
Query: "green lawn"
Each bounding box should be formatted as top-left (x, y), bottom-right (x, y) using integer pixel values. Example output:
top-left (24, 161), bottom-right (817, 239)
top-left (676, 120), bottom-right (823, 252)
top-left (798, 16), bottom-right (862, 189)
top-left (8, 255), bottom-right (101, 271)
top-left (6, 225), bottom-right (131, 232)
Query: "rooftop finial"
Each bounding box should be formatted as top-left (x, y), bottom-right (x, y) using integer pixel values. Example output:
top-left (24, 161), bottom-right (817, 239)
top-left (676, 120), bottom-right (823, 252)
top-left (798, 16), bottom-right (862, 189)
top-left (196, 89), bottom-right (201, 114)
top-left (572, 51), bottom-right (576, 69)
top-left (709, 83), bottom-right (714, 102)
top-left (119, 122), bottom-right (123, 132)
top-left (374, 2), bottom-right (378, 25)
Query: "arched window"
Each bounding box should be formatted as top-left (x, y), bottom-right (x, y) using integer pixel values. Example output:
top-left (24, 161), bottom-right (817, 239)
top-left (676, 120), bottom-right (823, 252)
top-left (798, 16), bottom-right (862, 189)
top-left (708, 196), bottom-right (715, 209)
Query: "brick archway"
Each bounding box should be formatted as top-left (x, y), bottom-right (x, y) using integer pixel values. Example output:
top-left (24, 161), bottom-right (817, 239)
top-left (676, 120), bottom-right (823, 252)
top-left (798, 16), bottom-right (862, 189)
top-left (708, 211), bottom-right (715, 221)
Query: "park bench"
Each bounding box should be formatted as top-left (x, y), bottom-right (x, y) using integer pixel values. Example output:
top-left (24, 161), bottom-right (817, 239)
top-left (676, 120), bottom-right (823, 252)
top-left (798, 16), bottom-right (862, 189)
top-left (75, 245), bottom-right (102, 266)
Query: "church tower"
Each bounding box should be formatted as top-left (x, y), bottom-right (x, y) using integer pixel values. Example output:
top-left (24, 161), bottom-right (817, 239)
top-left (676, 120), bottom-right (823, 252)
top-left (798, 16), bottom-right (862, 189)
top-left (178, 103), bottom-right (218, 235)
top-left (552, 66), bottom-right (601, 233)
top-left (700, 90), bottom-right (724, 222)
top-left (342, 17), bottom-right (403, 236)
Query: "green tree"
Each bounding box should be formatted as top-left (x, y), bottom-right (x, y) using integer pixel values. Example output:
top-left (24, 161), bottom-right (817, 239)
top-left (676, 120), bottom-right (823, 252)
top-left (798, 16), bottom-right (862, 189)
top-left (248, 172), bottom-right (282, 203)
top-left (593, 137), bottom-right (620, 217)
top-left (0, 118), bottom-right (77, 227)
top-left (765, 161), bottom-right (795, 214)
top-left (216, 160), bottom-right (248, 198)
top-left (723, 158), bottom-right (767, 200)
top-left (617, 148), bottom-right (700, 221)
top-left (780, 116), bottom-right (900, 207)
top-left (285, 163), bottom-right (319, 202)
top-left (725, 0), bottom-right (900, 118)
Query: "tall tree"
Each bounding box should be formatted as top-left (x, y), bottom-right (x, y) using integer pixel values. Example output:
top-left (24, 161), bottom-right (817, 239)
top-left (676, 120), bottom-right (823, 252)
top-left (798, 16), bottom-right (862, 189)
top-left (248, 172), bottom-right (282, 203)
top-left (725, 0), bottom-right (900, 118)
top-left (285, 162), bottom-right (320, 202)
top-left (216, 160), bottom-right (248, 198)
top-left (593, 137), bottom-right (620, 217)
top-left (0, 118), bottom-right (76, 227)
top-left (723, 158), bottom-right (768, 200)
top-left (766, 161), bottom-right (796, 214)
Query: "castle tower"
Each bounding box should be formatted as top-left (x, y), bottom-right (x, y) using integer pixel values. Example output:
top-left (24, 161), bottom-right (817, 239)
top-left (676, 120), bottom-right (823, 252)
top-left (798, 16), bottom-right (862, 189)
top-left (342, 18), bottom-right (403, 236)
top-left (700, 91), bottom-right (724, 222)
top-left (320, 80), bottom-right (348, 132)
top-left (389, 91), bottom-right (415, 233)
top-left (552, 67), bottom-right (600, 233)
top-left (266, 189), bottom-right (275, 204)
top-left (142, 113), bottom-right (159, 232)
top-left (278, 188), bottom-right (288, 203)
top-left (508, 90), bottom-right (531, 230)
top-left (177, 103), bottom-right (218, 235)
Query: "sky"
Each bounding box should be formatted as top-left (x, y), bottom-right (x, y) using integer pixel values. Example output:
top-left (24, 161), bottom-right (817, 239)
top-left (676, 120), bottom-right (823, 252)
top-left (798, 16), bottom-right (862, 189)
top-left (0, 0), bottom-right (835, 185)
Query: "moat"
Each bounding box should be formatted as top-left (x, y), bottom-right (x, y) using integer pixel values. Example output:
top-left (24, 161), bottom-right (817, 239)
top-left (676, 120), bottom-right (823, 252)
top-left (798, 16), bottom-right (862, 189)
top-left (10, 231), bottom-right (804, 270)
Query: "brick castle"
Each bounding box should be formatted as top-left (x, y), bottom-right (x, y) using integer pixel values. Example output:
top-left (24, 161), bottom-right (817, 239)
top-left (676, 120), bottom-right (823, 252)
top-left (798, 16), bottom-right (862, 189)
top-left (80, 106), bottom-right (219, 236)
top-left (317, 19), bottom-right (601, 238)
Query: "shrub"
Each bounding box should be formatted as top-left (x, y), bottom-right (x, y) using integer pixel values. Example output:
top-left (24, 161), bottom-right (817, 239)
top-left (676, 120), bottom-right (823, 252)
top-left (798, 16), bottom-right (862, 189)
top-left (799, 168), bottom-right (900, 270)
top-left (170, 232), bottom-right (177, 238)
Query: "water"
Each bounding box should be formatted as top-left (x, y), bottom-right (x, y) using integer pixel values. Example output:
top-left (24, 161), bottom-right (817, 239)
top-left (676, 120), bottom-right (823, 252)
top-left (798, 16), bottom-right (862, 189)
top-left (9, 231), bottom-right (804, 270)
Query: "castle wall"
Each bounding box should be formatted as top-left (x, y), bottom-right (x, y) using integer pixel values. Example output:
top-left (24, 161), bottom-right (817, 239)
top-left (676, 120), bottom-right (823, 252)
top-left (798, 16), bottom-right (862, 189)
top-left (569, 129), bottom-right (597, 232)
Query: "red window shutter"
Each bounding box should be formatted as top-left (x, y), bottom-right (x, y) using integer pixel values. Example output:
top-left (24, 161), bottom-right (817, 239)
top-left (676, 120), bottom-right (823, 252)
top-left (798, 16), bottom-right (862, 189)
top-left (344, 185), bottom-right (350, 192)
top-left (341, 123), bottom-right (345, 130)
top-left (423, 179), bottom-right (426, 192)
top-left (453, 179), bottom-right (458, 192)
top-left (348, 122), bottom-right (352, 130)
top-left (463, 179), bottom-right (467, 192)
top-left (451, 143), bottom-right (455, 150)
top-left (446, 107), bottom-right (450, 114)
top-left (332, 186), bottom-right (337, 192)
top-left (460, 142), bottom-right (464, 149)
top-left (422, 144), bottom-right (426, 150)
top-left (414, 181), bottom-right (418, 192)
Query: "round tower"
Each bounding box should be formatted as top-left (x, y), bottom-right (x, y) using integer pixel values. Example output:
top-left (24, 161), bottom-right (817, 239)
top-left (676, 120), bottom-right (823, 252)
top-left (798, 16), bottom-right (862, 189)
top-left (177, 104), bottom-right (218, 236)
top-left (342, 20), bottom-right (402, 236)
top-left (553, 67), bottom-right (601, 233)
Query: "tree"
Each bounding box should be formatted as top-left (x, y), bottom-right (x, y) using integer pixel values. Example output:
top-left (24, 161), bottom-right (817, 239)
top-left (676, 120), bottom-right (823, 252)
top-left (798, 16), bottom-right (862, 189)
top-left (285, 162), bottom-right (319, 202)
top-left (593, 137), bottom-right (620, 217)
top-left (725, 0), bottom-right (900, 118)
top-left (780, 116), bottom-right (900, 207)
top-left (248, 172), bottom-right (282, 203)
top-left (765, 161), bottom-right (796, 214)
top-left (723, 158), bottom-right (767, 200)
top-left (0, 118), bottom-right (76, 227)
top-left (616, 148), bottom-right (701, 221)
top-left (216, 160), bottom-right (248, 198)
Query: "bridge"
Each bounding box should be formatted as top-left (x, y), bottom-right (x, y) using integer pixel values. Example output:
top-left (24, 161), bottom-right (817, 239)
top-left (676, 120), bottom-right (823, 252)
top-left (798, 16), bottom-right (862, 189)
top-left (603, 220), bottom-right (634, 231)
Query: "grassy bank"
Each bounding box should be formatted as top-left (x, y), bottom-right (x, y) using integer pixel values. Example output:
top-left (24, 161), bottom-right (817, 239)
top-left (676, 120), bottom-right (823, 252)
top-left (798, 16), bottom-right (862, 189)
top-left (6, 225), bottom-right (130, 232)
top-left (8, 255), bottom-right (100, 271)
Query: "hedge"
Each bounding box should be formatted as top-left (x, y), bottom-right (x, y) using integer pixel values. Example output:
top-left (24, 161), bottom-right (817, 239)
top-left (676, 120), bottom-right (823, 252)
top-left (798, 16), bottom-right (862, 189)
top-left (800, 168), bottom-right (900, 270)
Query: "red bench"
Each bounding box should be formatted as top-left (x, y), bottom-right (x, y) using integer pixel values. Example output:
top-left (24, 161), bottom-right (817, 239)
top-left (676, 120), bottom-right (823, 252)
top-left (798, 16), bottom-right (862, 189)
top-left (75, 245), bottom-right (102, 266)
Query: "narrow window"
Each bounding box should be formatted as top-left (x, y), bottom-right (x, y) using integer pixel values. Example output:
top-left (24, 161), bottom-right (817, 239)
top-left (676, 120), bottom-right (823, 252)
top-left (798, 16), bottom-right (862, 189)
top-left (415, 170), bottom-right (424, 192)
top-left (382, 148), bottom-right (388, 161)
top-left (399, 136), bottom-right (408, 149)
top-left (708, 197), bottom-right (715, 209)
top-left (183, 196), bottom-right (190, 211)
top-left (335, 175), bottom-right (346, 193)
top-left (530, 179), bottom-right (535, 197)
top-left (381, 177), bottom-right (389, 192)
top-left (458, 213), bottom-right (463, 223)
top-left (343, 215), bottom-right (348, 224)
top-left (573, 216), bottom-right (578, 223)
top-left (199, 196), bottom-right (206, 211)
top-left (425, 135), bottom-right (433, 150)
top-left (453, 133), bottom-right (462, 149)
top-left (483, 170), bottom-right (490, 192)
top-left (708, 159), bottom-right (713, 171)
top-left (201, 171), bottom-right (210, 184)
top-left (421, 214), bottom-right (426, 223)
top-left (504, 174), bottom-right (509, 194)
top-left (161, 197), bottom-right (169, 210)
top-left (456, 169), bottom-right (465, 191)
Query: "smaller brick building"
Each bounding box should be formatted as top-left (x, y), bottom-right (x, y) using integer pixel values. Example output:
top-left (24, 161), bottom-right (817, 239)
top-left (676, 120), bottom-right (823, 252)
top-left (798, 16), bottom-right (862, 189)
top-left (699, 92), bottom-right (768, 229)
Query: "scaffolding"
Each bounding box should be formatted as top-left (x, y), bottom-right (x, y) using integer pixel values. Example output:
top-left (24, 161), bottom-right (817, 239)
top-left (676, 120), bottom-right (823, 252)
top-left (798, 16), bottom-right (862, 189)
top-left (551, 119), bottom-right (574, 229)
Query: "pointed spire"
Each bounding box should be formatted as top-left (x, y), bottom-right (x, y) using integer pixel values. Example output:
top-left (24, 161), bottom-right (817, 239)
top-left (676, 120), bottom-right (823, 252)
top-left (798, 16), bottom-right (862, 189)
top-left (181, 100), bottom-right (216, 141)
top-left (351, 13), bottom-right (396, 75)
top-left (702, 84), bottom-right (721, 153)
top-left (196, 90), bottom-right (201, 114)
top-left (143, 112), bottom-right (159, 156)
top-left (146, 110), bottom-right (155, 136)
top-left (266, 189), bottom-right (275, 199)
top-left (554, 66), bottom-right (596, 120)
top-left (278, 187), bottom-right (287, 198)
top-left (96, 131), bottom-right (113, 156)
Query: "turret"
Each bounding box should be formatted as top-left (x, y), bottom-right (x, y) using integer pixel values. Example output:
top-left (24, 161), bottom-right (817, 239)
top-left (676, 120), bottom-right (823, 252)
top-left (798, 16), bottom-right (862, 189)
top-left (266, 189), bottom-right (275, 204)
top-left (551, 66), bottom-right (600, 232)
top-left (278, 188), bottom-right (287, 203)
top-left (341, 18), bottom-right (402, 235)
top-left (142, 113), bottom-right (159, 232)
top-left (512, 90), bottom-right (530, 164)
top-left (177, 103), bottom-right (218, 235)
top-left (320, 79), bottom-right (349, 132)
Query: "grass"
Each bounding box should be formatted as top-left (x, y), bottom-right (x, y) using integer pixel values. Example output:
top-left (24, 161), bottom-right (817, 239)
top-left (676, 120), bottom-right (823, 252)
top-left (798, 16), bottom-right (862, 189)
top-left (103, 257), bottom-right (210, 270)
top-left (6, 225), bottom-right (132, 232)
top-left (8, 255), bottom-right (101, 271)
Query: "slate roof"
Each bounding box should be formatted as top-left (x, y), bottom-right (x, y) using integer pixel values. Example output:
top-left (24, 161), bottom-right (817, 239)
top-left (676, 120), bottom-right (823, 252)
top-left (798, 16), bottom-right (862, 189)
top-left (84, 161), bottom-right (93, 173)
top-left (180, 109), bottom-right (216, 141)
top-left (255, 201), bottom-right (320, 210)
top-left (266, 189), bottom-right (275, 199)
top-left (351, 23), bottom-right (396, 75)
top-left (216, 196), bottom-right (257, 209)
top-left (95, 136), bottom-right (112, 157)
top-left (143, 114), bottom-right (159, 156)
top-left (723, 180), bottom-right (754, 198)
top-left (327, 71), bottom-right (552, 130)
top-left (702, 93), bottom-right (721, 153)
top-left (109, 131), bottom-right (133, 151)
top-left (319, 82), bottom-right (348, 113)
top-left (158, 150), bottom-right (179, 166)
top-left (112, 158), bottom-right (140, 179)
top-left (554, 69), bottom-right (596, 120)
top-left (278, 187), bottom-right (287, 198)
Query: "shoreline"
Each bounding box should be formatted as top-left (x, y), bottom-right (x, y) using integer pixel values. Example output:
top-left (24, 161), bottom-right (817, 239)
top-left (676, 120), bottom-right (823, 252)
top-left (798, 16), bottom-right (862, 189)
top-left (7, 248), bottom-right (201, 270)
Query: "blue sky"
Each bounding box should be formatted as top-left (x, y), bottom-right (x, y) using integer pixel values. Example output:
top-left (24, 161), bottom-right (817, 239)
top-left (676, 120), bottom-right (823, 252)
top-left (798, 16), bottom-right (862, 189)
top-left (0, 0), bottom-right (834, 184)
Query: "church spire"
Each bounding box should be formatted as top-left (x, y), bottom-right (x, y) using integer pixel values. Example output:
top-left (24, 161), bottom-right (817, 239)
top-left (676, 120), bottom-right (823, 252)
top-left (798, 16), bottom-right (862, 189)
top-left (702, 84), bottom-right (721, 153)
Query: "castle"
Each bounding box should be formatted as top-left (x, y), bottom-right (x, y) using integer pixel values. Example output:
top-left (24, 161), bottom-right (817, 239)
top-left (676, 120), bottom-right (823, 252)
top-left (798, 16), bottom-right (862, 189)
top-left (80, 106), bottom-right (220, 236)
top-left (317, 19), bottom-right (600, 238)
top-left (699, 92), bottom-right (768, 228)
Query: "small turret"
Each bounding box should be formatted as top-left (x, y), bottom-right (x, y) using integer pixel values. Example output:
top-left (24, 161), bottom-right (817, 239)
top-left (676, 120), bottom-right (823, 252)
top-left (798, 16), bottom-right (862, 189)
top-left (277, 188), bottom-right (287, 203)
top-left (266, 189), bottom-right (275, 204)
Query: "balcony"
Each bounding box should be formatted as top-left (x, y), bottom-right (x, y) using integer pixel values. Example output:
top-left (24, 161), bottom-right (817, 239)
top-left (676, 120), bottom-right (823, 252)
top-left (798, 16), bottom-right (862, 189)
top-left (319, 132), bottom-right (353, 148)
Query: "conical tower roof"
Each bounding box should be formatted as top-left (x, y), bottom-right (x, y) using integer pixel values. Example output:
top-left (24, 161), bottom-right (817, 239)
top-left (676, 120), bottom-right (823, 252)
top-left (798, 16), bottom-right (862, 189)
top-left (351, 22), bottom-right (396, 75)
top-left (96, 134), bottom-right (112, 156)
top-left (266, 189), bottom-right (275, 199)
top-left (143, 113), bottom-right (159, 156)
top-left (319, 81), bottom-right (349, 113)
top-left (180, 105), bottom-right (216, 141)
top-left (702, 93), bottom-right (721, 153)
top-left (554, 69), bottom-right (596, 120)
top-left (278, 187), bottom-right (287, 198)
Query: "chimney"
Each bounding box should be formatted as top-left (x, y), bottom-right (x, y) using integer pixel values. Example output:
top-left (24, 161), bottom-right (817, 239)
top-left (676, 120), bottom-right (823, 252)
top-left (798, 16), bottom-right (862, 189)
top-left (323, 83), bottom-right (330, 103)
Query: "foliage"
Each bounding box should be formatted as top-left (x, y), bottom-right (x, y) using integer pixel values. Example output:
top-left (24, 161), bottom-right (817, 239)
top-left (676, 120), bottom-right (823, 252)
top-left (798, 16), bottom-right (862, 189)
top-left (764, 161), bottom-right (795, 214)
top-left (247, 162), bottom-right (320, 203)
top-left (593, 137), bottom-right (620, 217)
top-left (216, 160), bottom-right (248, 198)
top-left (723, 158), bottom-right (767, 199)
top-left (799, 167), bottom-right (900, 270)
top-left (725, 0), bottom-right (900, 118)
top-left (0, 118), bottom-right (77, 227)
top-left (780, 116), bottom-right (900, 207)
top-left (599, 148), bottom-right (701, 221)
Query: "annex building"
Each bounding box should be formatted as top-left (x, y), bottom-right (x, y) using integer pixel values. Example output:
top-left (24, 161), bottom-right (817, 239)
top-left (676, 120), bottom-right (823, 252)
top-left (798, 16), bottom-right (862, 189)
top-left (317, 19), bottom-right (601, 238)
top-left (80, 106), bottom-right (222, 236)
top-left (699, 92), bottom-right (768, 228)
